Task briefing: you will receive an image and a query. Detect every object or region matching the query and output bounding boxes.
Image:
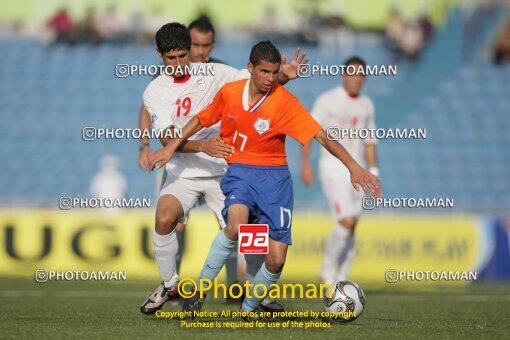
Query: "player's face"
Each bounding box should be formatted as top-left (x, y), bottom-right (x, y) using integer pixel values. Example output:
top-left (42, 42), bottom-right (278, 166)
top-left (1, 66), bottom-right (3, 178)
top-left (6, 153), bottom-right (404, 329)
top-left (342, 64), bottom-right (366, 96)
top-left (248, 60), bottom-right (280, 93)
top-left (190, 29), bottom-right (214, 63)
top-left (158, 49), bottom-right (189, 77)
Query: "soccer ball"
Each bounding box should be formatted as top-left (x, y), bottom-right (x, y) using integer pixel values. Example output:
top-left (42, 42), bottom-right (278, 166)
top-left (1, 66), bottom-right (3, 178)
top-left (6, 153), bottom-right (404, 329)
top-left (323, 280), bottom-right (365, 322)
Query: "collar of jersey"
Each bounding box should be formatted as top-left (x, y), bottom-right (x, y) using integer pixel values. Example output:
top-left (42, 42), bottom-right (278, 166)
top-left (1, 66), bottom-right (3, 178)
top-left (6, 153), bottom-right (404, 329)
top-left (242, 78), bottom-right (271, 112)
top-left (173, 74), bottom-right (191, 83)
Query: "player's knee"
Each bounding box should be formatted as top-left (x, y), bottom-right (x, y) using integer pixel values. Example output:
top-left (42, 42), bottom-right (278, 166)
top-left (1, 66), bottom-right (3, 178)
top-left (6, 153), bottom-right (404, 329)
top-left (155, 214), bottom-right (178, 234)
top-left (339, 217), bottom-right (357, 230)
top-left (224, 224), bottom-right (239, 240)
top-left (265, 256), bottom-right (285, 273)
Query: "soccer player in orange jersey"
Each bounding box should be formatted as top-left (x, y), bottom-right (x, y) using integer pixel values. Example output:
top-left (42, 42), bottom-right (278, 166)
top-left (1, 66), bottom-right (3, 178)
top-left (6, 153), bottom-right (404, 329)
top-left (149, 41), bottom-right (380, 317)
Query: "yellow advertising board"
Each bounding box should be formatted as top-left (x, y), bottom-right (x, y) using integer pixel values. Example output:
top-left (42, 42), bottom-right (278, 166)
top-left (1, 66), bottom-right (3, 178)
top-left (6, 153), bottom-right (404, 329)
top-left (0, 210), bottom-right (485, 285)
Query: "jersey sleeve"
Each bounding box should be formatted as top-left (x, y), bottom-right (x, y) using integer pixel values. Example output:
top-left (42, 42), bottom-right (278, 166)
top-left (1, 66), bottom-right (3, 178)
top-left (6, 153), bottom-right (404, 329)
top-left (277, 93), bottom-right (322, 145)
top-left (143, 85), bottom-right (174, 131)
top-left (310, 94), bottom-right (329, 127)
top-left (364, 98), bottom-right (377, 145)
top-left (213, 63), bottom-right (250, 87)
top-left (197, 86), bottom-right (225, 128)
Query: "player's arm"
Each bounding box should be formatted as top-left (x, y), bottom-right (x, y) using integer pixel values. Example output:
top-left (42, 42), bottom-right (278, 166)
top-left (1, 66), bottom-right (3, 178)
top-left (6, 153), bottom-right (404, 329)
top-left (364, 100), bottom-right (379, 176)
top-left (149, 88), bottom-right (226, 170)
top-left (149, 117), bottom-right (204, 170)
top-left (159, 134), bottom-right (233, 158)
top-left (300, 96), bottom-right (327, 186)
top-left (300, 141), bottom-right (314, 186)
top-left (277, 47), bottom-right (309, 85)
top-left (365, 144), bottom-right (378, 176)
top-left (138, 104), bottom-right (152, 171)
top-left (314, 130), bottom-right (380, 196)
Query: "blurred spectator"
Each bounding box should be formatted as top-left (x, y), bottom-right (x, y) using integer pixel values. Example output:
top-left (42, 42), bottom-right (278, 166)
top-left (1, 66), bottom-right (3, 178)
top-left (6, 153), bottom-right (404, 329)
top-left (419, 13), bottom-right (434, 43)
top-left (47, 8), bottom-right (73, 44)
top-left (385, 8), bottom-right (430, 62)
top-left (494, 21), bottom-right (510, 65)
top-left (0, 22), bottom-right (23, 39)
top-left (95, 5), bottom-right (127, 44)
top-left (385, 9), bottom-right (406, 52)
top-left (90, 155), bottom-right (127, 200)
top-left (75, 7), bottom-right (100, 45)
top-left (400, 22), bottom-right (425, 61)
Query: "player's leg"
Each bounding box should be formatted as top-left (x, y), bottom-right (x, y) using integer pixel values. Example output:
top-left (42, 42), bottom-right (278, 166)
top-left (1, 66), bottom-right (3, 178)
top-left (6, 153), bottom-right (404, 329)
top-left (241, 238), bottom-right (288, 312)
top-left (334, 175), bottom-right (363, 281)
top-left (140, 194), bottom-right (183, 314)
top-left (203, 177), bottom-right (240, 303)
top-left (155, 169), bottom-right (185, 282)
top-left (244, 253), bottom-right (284, 312)
top-left (153, 194), bottom-right (186, 282)
top-left (175, 222), bottom-right (186, 274)
top-left (181, 203), bottom-right (250, 313)
top-left (240, 165), bottom-right (293, 314)
top-left (318, 172), bottom-right (361, 286)
top-left (334, 217), bottom-right (358, 281)
top-left (195, 167), bottom-right (255, 287)
top-left (244, 254), bottom-right (265, 283)
top-left (155, 169), bottom-right (188, 291)
top-left (201, 203), bottom-right (249, 281)
top-left (141, 175), bottom-right (199, 314)
top-left (176, 199), bottom-right (203, 274)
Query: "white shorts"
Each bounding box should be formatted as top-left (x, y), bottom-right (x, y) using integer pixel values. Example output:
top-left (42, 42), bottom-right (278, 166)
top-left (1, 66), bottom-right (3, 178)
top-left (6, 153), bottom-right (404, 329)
top-left (319, 171), bottom-right (363, 221)
top-left (159, 173), bottom-right (226, 228)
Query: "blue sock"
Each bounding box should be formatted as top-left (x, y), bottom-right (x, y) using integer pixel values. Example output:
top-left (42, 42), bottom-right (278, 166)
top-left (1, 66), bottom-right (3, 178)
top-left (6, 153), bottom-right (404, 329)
top-left (199, 230), bottom-right (237, 289)
top-left (242, 263), bottom-right (281, 311)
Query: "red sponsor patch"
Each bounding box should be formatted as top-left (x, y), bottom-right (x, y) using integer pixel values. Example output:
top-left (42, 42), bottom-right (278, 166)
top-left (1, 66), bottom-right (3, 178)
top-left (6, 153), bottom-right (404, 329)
top-left (238, 224), bottom-right (269, 254)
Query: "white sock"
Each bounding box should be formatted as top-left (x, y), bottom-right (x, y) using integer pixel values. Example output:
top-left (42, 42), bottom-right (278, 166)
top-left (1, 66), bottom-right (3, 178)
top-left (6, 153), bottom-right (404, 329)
top-left (319, 224), bottom-right (351, 285)
top-left (165, 272), bottom-right (179, 289)
top-left (153, 229), bottom-right (178, 288)
top-left (336, 235), bottom-right (355, 281)
top-left (244, 254), bottom-right (271, 303)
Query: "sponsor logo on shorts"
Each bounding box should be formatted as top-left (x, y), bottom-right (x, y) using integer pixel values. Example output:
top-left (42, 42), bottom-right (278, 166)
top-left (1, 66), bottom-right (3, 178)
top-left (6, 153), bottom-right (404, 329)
top-left (238, 224), bottom-right (269, 254)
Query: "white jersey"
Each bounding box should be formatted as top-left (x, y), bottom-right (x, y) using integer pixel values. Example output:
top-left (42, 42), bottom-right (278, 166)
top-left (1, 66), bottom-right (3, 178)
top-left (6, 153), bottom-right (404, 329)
top-left (312, 86), bottom-right (376, 177)
top-left (143, 63), bottom-right (250, 178)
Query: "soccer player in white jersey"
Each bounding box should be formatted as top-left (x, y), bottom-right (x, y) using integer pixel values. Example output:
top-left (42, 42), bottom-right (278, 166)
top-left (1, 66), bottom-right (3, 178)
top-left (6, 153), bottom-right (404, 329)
top-left (140, 23), bottom-right (307, 314)
top-left (138, 18), bottom-right (237, 294)
top-left (301, 56), bottom-right (378, 286)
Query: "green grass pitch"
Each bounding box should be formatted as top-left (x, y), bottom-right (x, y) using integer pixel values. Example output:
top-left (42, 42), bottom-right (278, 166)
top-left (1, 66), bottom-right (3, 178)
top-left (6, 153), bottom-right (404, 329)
top-left (1, 278), bottom-right (509, 339)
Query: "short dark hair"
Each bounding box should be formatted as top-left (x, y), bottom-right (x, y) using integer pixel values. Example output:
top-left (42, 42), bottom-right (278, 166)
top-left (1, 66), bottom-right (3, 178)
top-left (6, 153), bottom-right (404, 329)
top-left (344, 56), bottom-right (366, 68)
top-left (249, 41), bottom-right (281, 66)
top-left (155, 22), bottom-right (191, 54)
top-left (188, 18), bottom-right (215, 39)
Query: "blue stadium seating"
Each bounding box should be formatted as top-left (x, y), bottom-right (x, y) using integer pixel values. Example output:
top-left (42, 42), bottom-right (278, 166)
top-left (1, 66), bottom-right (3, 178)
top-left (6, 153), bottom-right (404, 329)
top-left (0, 9), bottom-right (509, 214)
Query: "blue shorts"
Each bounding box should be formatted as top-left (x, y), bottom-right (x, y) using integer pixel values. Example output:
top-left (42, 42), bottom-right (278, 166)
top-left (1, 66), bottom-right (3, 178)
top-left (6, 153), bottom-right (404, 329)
top-left (220, 163), bottom-right (294, 244)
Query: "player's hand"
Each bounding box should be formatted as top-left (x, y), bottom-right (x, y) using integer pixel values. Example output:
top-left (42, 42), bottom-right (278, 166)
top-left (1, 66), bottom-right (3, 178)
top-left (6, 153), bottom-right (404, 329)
top-left (281, 47), bottom-right (309, 80)
top-left (149, 146), bottom-right (175, 171)
top-left (201, 136), bottom-right (234, 158)
top-left (349, 165), bottom-right (381, 198)
top-left (138, 146), bottom-right (153, 171)
top-left (301, 163), bottom-right (314, 186)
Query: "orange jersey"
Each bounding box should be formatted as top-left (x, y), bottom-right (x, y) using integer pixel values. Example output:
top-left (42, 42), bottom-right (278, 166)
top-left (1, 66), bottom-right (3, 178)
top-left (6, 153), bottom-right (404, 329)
top-left (197, 79), bottom-right (322, 166)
